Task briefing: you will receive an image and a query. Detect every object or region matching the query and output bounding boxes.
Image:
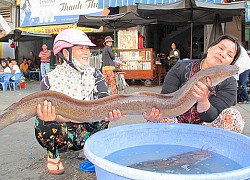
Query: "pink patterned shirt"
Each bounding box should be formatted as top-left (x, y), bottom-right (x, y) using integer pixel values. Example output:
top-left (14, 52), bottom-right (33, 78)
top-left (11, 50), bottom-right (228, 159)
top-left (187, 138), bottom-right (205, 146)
top-left (39, 50), bottom-right (51, 63)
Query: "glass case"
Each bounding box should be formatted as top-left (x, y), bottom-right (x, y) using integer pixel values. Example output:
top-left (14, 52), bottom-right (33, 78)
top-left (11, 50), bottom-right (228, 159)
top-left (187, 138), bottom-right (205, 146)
top-left (118, 48), bottom-right (155, 85)
top-left (119, 48), bottom-right (152, 70)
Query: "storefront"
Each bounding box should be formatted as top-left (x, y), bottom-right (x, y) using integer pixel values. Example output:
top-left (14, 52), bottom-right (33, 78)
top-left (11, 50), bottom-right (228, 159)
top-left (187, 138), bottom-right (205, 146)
top-left (97, 0), bottom-right (246, 84)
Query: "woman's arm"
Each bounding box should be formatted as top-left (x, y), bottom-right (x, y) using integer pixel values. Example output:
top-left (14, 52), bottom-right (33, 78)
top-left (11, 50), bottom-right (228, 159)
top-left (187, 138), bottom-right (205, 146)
top-left (107, 47), bottom-right (115, 60)
top-left (46, 50), bottom-right (51, 58)
top-left (199, 77), bottom-right (237, 122)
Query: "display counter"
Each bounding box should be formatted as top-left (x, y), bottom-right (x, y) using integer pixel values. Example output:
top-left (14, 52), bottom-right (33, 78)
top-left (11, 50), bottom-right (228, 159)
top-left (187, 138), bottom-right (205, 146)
top-left (118, 48), bottom-right (155, 86)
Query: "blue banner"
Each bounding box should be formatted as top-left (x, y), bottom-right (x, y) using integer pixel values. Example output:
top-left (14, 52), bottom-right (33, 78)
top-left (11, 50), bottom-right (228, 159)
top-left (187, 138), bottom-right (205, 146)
top-left (98, 0), bottom-right (225, 8)
top-left (246, 1), bottom-right (250, 22)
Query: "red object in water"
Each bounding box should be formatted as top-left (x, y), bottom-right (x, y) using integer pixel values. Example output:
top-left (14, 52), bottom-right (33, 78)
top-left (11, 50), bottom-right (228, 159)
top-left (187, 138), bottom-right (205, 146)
top-left (20, 82), bottom-right (25, 89)
top-left (10, 43), bottom-right (15, 48)
top-left (138, 34), bottom-right (144, 49)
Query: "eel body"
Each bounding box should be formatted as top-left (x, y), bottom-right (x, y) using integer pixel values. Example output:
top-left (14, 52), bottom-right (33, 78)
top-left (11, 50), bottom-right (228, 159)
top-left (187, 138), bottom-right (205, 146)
top-left (0, 65), bottom-right (238, 130)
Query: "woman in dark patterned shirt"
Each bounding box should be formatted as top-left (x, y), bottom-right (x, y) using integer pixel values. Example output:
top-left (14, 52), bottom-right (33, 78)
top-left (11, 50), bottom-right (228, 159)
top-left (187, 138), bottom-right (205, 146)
top-left (144, 34), bottom-right (244, 133)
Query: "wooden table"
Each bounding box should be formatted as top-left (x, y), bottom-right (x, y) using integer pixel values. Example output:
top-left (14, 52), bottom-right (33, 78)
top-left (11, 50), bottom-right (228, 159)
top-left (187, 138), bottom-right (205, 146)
top-left (28, 70), bottom-right (41, 81)
top-left (156, 63), bottom-right (166, 85)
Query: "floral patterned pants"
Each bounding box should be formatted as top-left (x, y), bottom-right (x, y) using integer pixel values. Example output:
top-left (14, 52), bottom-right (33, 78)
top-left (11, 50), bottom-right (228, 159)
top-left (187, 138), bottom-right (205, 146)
top-left (102, 70), bottom-right (117, 95)
top-left (34, 117), bottom-right (109, 158)
top-left (160, 108), bottom-right (244, 133)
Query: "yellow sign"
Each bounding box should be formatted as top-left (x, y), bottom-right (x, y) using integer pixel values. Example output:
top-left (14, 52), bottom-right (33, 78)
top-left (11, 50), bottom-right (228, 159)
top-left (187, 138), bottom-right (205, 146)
top-left (17, 24), bottom-right (103, 34)
top-left (16, 0), bottom-right (20, 5)
top-left (0, 42), bottom-right (2, 58)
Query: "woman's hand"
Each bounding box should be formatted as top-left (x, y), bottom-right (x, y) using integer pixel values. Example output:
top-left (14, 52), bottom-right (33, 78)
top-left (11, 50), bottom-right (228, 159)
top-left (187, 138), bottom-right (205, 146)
top-left (104, 109), bottom-right (125, 121)
top-left (192, 77), bottom-right (212, 113)
top-left (143, 107), bottom-right (163, 123)
top-left (36, 100), bottom-right (57, 122)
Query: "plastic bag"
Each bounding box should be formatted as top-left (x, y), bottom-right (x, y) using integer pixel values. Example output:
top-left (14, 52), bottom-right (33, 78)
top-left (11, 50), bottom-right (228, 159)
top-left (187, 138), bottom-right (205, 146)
top-left (79, 160), bottom-right (95, 172)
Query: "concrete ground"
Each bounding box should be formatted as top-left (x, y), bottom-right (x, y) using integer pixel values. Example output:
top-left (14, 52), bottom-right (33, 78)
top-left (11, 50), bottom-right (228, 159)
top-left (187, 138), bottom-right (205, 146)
top-left (0, 81), bottom-right (249, 180)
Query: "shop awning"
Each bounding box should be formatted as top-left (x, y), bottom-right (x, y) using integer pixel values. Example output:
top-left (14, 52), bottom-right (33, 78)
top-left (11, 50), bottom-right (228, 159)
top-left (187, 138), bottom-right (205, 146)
top-left (98, 0), bottom-right (224, 8)
top-left (0, 29), bottom-right (52, 42)
top-left (137, 0), bottom-right (246, 25)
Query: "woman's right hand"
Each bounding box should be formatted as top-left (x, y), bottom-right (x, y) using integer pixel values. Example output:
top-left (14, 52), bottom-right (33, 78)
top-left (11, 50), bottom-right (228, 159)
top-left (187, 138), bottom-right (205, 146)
top-left (36, 100), bottom-right (57, 122)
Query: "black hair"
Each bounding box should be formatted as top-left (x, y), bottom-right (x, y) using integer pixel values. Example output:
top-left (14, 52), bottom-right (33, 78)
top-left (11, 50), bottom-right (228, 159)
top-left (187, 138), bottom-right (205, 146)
top-left (171, 42), bottom-right (177, 46)
top-left (204, 34), bottom-right (241, 65)
top-left (1, 59), bottom-right (9, 68)
top-left (57, 48), bottom-right (79, 72)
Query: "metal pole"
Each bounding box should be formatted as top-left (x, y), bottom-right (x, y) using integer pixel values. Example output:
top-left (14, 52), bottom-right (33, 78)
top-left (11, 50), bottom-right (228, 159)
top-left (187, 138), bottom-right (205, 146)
top-left (113, 28), bottom-right (118, 53)
top-left (190, 21), bottom-right (193, 59)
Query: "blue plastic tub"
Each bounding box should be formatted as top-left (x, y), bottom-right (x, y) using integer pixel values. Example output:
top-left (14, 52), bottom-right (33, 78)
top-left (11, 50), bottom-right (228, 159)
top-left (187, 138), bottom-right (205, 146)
top-left (84, 123), bottom-right (250, 180)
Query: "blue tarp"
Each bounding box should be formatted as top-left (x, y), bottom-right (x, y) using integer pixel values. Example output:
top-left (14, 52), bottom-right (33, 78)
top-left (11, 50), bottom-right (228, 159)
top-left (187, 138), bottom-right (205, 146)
top-left (98, 0), bottom-right (224, 8)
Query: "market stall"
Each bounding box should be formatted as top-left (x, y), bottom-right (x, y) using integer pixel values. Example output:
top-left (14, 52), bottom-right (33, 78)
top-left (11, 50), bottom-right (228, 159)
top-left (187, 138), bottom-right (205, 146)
top-left (118, 48), bottom-right (155, 86)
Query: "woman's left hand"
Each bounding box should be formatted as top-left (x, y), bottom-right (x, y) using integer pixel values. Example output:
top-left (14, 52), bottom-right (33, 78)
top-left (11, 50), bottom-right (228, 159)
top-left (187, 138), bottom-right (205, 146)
top-left (192, 77), bottom-right (212, 112)
top-left (104, 109), bottom-right (125, 121)
top-left (192, 77), bottom-right (212, 102)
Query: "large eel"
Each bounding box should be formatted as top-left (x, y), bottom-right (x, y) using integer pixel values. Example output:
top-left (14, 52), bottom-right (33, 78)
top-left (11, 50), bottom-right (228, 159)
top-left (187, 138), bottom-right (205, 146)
top-left (128, 148), bottom-right (213, 173)
top-left (0, 65), bottom-right (238, 130)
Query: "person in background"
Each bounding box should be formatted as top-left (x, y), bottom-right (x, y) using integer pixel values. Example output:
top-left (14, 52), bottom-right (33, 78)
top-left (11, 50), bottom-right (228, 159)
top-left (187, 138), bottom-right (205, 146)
top-left (236, 45), bottom-right (250, 104)
top-left (20, 58), bottom-right (29, 79)
top-left (1, 59), bottom-right (11, 73)
top-left (238, 69), bottom-right (250, 104)
top-left (7, 57), bottom-right (12, 65)
top-left (144, 34), bottom-right (244, 133)
top-left (0, 59), bottom-right (3, 72)
top-left (9, 59), bottom-right (21, 74)
top-left (39, 43), bottom-right (51, 78)
top-left (27, 58), bottom-right (36, 71)
top-left (27, 58), bottom-right (39, 80)
top-left (8, 59), bottom-right (21, 81)
top-left (101, 36), bottom-right (117, 94)
top-left (29, 51), bottom-right (39, 69)
top-left (167, 42), bottom-right (180, 70)
top-left (34, 29), bottom-right (122, 175)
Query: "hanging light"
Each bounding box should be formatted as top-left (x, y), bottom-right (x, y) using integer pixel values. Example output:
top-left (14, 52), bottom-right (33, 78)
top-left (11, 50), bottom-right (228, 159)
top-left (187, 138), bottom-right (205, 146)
top-left (10, 42), bottom-right (15, 48)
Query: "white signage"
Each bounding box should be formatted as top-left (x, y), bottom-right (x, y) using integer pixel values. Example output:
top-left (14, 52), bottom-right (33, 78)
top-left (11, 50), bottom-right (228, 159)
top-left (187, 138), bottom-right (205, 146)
top-left (20, 0), bottom-right (103, 27)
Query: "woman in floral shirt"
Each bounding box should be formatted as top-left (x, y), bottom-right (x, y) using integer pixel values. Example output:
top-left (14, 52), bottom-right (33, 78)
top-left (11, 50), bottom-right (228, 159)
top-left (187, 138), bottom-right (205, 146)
top-left (34, 28), bottom-right (122, 175)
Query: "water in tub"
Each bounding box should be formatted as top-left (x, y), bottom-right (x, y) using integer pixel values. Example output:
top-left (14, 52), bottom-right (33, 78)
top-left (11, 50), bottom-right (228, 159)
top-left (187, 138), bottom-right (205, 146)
top-left (105, 145), bottom-right (242, 174)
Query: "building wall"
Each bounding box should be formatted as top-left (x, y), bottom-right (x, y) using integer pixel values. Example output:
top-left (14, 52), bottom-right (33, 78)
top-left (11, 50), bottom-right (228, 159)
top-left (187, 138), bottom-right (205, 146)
top-left (225, 16), bottom-right (243, 43)
top-left (0, 0), bottom-right (17, 59)
top-left (0, 42), bottom-right (15, 59)
top-left (0, 0), bottom-right (16, 30)
top-left (245, 23), bottom-right (250, 50)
